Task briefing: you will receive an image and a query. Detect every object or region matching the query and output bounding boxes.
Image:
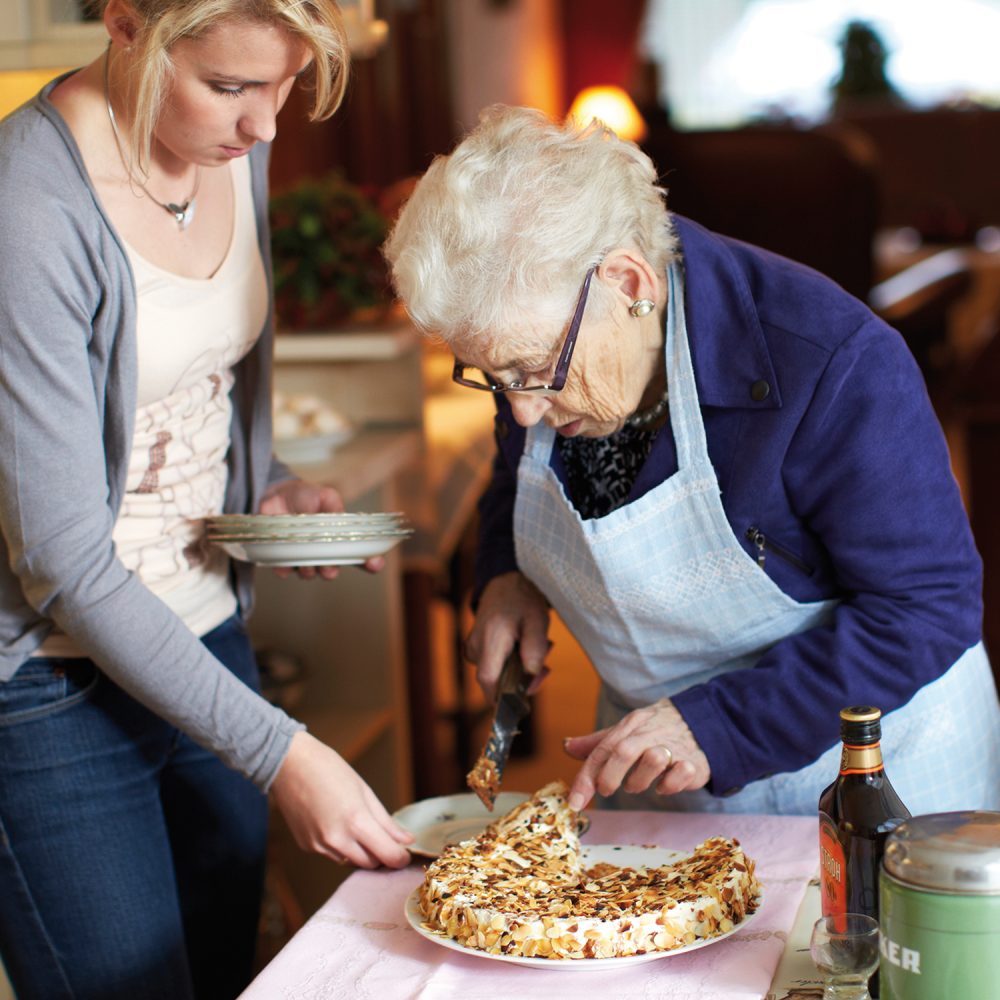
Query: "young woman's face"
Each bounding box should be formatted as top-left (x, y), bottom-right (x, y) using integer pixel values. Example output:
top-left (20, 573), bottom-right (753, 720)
top-left (153, 18), bottom-right (312, 166)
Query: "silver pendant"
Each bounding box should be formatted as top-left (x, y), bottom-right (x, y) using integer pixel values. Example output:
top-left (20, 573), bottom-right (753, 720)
top-left (167, 200), bottom-right (196, 230)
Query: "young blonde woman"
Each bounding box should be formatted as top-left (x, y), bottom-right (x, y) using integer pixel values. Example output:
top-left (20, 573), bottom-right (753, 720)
top-left (0, 3), bottom-right (411, 997)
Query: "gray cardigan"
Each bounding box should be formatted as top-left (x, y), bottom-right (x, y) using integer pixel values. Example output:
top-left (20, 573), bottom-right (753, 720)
top-left (0, 78), bottom-right (301, 789)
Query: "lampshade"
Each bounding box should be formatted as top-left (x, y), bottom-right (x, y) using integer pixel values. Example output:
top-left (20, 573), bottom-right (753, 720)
top-left (567, 85), bottom-right (647, 142)
top-left (339, 0), bottom-right (389, 58)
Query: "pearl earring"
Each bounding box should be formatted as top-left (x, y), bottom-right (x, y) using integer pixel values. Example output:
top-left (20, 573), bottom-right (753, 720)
top-left (629, 298), bottom-right (655, 318)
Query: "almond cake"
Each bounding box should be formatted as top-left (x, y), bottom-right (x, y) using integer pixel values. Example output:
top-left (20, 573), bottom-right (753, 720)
top-left (416, 780), bottom-right (762, 960)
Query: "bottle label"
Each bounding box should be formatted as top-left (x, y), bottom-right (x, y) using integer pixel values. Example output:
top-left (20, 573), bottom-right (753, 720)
top-left (819, 812), bottom-right (848, 931)
top-left (840, 741), bottom-right (884, 775)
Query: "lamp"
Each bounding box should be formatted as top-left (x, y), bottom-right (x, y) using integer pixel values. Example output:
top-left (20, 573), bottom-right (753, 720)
top-left (567, 85), bottom-right (647, 142)
top-left (339, 0), bottom-right (389, 59)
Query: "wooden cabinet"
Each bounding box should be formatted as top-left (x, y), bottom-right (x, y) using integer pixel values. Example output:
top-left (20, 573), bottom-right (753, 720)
top-left (251, 325), bottom-right (422, 920)
top-left (249, 429), bottom-right (420, 812)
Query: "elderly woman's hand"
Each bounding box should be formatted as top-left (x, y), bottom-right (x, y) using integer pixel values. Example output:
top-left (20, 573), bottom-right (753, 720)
top-left (563, 698), bottom-right (711, 811)
top-left (259, 478), bottom-right (386, 580)
top-left (464, 571), bottom-right (551, 701)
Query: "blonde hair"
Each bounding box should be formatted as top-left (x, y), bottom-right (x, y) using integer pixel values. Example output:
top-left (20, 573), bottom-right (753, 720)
top-left (91, 0), bottom-right (348, 170)
top-left (384, 105), bottom-right (678, 344)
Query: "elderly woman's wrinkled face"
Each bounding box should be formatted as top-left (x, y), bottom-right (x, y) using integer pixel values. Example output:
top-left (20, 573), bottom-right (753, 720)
top-left (452, 273), bottom-right (665, 439)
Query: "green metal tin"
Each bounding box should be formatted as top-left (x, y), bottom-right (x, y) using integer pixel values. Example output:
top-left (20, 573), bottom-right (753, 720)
top-left (879, 811), bottom-right (1000, 1000)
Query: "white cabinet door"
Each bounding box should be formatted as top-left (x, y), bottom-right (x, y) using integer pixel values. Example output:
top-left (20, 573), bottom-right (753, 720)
top-left (0, 1), bottom-right (30, 44)
top-left (0, 0), bottom-right (104, 70)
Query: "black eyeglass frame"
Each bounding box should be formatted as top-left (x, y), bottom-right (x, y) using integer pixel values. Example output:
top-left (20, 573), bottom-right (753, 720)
top-left (451, 266), bottom-right (596, 395)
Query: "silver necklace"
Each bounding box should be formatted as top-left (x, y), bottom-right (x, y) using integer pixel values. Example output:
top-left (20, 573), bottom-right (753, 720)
top-left (104, 52), bottom-right (201, 229)
top-left (626, 387), bottom-right (669, 428)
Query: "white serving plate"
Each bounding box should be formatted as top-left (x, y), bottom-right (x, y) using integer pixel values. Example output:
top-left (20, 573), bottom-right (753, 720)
top-left (206, 512), bottom-right (404, 529)
top-left (213, 533), bottom-right (410, 566)
top-left (205, 514), bottom-right (408, 542)
top-left (404, 844), bottom-right (760, 971)
top-left (207, 528), bottom-right (412, 543)
top-left (391, 792), bottom-right (531, 858)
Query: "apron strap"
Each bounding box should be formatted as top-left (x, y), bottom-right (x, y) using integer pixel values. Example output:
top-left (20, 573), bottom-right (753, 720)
top-left (665, 263), bottom-right (709, 471)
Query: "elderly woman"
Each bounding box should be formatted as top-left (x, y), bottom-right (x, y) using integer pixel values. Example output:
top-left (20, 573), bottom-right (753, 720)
top-left (386, 105), bottom-right (1000, 818)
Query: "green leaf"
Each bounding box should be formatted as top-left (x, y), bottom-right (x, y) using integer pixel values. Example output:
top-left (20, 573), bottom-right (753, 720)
top-left (269, 170), bottom-right (393, 328)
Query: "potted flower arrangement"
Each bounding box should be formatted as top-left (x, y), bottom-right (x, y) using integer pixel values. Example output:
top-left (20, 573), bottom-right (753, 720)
top-left (269, 171), bottom-right (394, 331)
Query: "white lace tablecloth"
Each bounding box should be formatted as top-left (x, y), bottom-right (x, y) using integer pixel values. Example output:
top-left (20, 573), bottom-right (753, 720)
top-left (240, 810), bottom-right (818, 1000)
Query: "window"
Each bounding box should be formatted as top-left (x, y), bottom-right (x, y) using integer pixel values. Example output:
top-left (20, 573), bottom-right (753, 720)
top-left (641, 0), bottom-right (1000, 129)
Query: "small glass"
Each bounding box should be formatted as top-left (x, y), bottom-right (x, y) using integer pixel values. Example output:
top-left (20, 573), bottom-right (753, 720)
top-left (809, 914), bottom-right (880, 1000)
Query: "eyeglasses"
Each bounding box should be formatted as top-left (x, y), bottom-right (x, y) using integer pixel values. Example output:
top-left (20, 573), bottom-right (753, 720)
top-left (452, 267), bottom-right (595, 395)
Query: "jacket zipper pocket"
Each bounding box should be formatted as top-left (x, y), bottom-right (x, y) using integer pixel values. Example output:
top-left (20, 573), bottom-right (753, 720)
top-left (746, 526), bottom-right (813, 574)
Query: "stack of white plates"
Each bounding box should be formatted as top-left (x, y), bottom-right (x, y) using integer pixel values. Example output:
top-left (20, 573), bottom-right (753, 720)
top-left (204, 512), bottom-right (412, 567)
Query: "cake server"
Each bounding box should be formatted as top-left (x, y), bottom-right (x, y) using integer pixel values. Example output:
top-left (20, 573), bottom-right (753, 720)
top-left (466, 647), bottom-right (532, 809)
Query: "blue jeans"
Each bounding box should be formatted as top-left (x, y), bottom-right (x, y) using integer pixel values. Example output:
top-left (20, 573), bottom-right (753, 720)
top-left (0, 617), bottom-right (269, 1000)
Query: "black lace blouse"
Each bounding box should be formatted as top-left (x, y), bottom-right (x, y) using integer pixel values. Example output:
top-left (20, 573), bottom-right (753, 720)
top-left (557, 423), bottom-right (660, 519)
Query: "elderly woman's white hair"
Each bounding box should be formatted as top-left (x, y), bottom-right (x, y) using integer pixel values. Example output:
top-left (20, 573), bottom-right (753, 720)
top-left (384, 105), bottom-right (678, 343)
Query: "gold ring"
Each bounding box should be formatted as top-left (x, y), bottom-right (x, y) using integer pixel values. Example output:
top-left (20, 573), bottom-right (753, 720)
top-left (658, 745), bottom-right (674, 768)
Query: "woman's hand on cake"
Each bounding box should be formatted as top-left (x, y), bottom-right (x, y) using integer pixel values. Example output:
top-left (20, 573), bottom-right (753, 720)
top-left (271, 732), bottom-right (413, 868)
top-left (260, 478), bottom-right (386, 579)
top-left (463, 572), bottom-right (551, 700)
top-left (562, 698), bottom-right (711, 810)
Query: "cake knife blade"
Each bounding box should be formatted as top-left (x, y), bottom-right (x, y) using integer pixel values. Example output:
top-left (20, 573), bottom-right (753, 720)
top-left (466, 647), bottom-right (531, 809)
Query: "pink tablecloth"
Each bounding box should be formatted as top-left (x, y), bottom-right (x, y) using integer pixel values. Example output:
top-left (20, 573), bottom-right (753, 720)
top-left (240, 810), bottom-right (818, 1000)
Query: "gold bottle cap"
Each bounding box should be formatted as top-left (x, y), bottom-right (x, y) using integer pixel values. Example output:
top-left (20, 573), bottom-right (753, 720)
top-left (840, 705), bottom-right (882, 723)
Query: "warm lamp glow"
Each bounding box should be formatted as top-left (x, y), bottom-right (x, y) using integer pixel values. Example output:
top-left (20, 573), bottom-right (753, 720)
top-left (340, 0), bottom-right (389, 59)
top-left (567, 85), bottom-right (647, 142)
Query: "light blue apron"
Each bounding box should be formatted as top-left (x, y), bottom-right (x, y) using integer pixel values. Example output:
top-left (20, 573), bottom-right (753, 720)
top-left (513, 264), bottom-right (1000, 816)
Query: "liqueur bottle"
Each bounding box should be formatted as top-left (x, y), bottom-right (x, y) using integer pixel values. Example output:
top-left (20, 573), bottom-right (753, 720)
top-left (818, 706), bottom-right (911, 998)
